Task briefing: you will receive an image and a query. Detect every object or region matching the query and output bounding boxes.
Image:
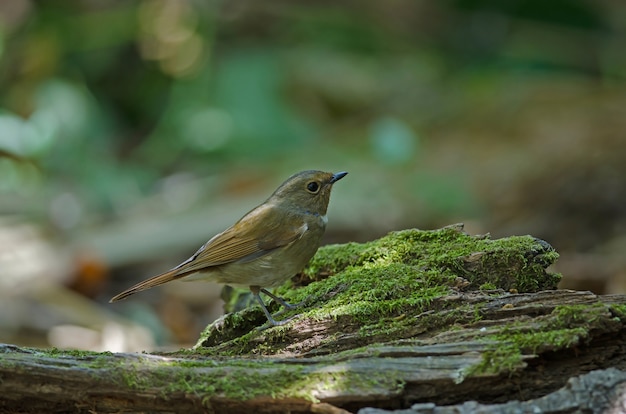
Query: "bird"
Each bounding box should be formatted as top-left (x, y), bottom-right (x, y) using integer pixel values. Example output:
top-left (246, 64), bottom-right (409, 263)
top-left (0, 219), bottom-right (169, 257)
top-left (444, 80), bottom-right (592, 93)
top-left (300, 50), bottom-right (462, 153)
top-left (110, 170), bottom-right (348, 327)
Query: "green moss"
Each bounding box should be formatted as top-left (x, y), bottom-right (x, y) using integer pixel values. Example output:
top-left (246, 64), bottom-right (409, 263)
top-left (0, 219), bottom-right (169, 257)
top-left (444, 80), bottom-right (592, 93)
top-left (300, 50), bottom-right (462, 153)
top-left (464, 345), bottom-right (526, 379)
top-left (465, 303), bottom-right (612, 377)
top-left (71, 354), bottom-right (312, 401)
top-left (17, 347), bottom-right (403, 403)
top-left (291, 262), bottom-right (452, 321)
top-left (35, 347), bottom-right (110, 358)
top-left (196, 227), bottom-right (561, 354)
top-left (479, 282), bottom-right (497, 290)
top-left (610, 304), bottom-right (626, 321)
top-left (302, 227), bottom-right (559, 293)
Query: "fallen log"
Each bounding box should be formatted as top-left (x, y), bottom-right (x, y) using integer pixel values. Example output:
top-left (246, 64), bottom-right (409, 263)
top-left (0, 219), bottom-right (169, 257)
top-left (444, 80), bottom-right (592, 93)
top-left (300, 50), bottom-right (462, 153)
top-left (2, 225), bottom-right (625, 413)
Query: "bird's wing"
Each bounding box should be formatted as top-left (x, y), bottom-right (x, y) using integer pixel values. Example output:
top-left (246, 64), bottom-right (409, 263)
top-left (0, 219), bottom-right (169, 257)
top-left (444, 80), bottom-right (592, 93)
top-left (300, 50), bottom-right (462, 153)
top-left (180, 204), bottom-right (307, 272)
top-left (109, 204), bottom-right (307, 302)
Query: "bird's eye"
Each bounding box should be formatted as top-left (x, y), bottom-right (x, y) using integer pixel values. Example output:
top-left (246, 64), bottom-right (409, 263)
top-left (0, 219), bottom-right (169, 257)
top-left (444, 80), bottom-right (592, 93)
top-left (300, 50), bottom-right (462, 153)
top-left (306, 181), bottom-right (320, 193)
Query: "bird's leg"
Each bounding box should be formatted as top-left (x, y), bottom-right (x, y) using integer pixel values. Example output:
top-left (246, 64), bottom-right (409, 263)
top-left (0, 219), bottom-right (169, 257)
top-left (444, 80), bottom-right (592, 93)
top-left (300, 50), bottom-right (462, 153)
top-left (260, 287), bottom-right (309, 318)
top-left (260, 288), bottom-right (303, 310)
top-left (250, 286), bottom-right (297, 329)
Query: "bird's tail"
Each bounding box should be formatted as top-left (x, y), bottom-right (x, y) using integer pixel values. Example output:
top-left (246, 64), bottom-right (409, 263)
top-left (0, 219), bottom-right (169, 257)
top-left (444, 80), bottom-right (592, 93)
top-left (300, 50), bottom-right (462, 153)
top-left (109, 268), bottom-right (185, 302)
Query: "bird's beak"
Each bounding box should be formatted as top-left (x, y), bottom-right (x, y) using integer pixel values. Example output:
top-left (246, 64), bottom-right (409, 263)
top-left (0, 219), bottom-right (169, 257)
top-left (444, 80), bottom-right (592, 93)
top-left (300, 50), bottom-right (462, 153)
top-left (330, 171), bottom-right (348, 184)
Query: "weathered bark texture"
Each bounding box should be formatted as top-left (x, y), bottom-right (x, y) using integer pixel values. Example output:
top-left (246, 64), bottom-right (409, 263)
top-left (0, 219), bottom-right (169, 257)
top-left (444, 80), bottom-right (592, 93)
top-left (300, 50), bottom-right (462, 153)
top-left (2, 226), bottom-right (626, 413)
top-left (360, 368), bottom-right (626, 414)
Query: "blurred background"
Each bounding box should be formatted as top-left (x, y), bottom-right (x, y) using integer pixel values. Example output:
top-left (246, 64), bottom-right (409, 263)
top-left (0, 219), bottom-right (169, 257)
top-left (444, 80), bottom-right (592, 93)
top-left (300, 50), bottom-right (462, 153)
top-left (1, 0), bottom-right (625, 352)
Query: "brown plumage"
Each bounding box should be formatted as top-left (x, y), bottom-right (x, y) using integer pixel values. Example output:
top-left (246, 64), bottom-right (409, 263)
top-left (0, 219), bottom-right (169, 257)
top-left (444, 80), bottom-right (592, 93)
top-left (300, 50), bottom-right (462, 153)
top-left (110, 170), bottom-right (347, 327)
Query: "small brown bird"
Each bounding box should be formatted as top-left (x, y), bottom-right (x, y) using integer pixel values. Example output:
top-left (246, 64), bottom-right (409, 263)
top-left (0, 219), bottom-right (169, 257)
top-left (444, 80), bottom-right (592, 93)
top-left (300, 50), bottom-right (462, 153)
top-left (110, 170), bottom-right (347, 327)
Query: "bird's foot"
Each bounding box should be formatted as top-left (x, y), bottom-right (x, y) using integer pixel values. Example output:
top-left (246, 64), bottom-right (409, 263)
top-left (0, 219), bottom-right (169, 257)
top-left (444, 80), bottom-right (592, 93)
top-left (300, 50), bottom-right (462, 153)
top-left (253, 290), bottom-right (304, 330)
top-left (255, 313), bottom-right (301, 331)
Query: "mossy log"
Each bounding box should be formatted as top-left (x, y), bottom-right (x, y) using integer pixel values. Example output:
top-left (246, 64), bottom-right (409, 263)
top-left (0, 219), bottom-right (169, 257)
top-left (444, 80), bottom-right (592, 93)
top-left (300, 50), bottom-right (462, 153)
top-left (2, 225), bottom-right (626, 414)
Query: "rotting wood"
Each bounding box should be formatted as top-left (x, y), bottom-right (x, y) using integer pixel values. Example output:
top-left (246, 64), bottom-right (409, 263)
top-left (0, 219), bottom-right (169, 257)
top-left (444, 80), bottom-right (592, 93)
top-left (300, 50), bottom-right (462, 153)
top-left (2, 227), bottom-right (626, 413)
